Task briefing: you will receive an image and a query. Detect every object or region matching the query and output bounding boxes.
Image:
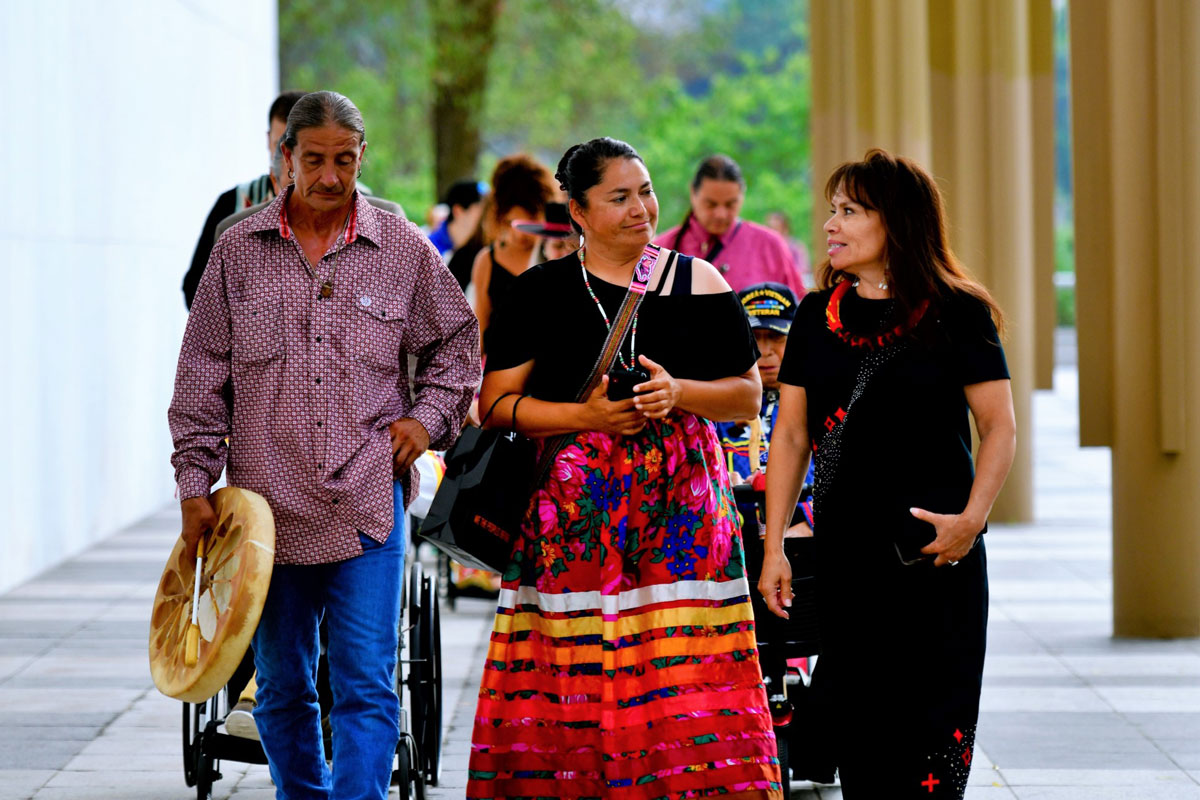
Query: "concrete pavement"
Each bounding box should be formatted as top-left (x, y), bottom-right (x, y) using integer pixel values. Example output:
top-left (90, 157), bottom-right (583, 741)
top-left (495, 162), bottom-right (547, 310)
top-left (2, 362), bottom-right (1198, 799)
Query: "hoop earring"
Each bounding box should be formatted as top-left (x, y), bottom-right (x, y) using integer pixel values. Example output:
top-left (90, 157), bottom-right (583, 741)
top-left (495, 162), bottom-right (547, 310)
top-left (357, 168), bottom-right (362, 178)
top-left (287, 169), bottom-right (294, 179)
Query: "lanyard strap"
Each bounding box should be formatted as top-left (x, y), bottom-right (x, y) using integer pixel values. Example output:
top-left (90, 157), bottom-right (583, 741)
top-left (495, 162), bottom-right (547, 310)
top-left (528, 245), bottom-right (674, 493)
top-left (575, 244), bottom-right (671, 402)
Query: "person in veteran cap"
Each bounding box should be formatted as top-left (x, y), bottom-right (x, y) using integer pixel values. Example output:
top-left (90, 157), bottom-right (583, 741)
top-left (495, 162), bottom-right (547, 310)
top-left (716, 282), bottom-right (813, 534)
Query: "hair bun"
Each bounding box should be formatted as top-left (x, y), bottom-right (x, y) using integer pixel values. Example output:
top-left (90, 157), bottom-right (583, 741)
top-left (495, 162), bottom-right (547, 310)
top-left (555, 143), bottom-right (584, 193)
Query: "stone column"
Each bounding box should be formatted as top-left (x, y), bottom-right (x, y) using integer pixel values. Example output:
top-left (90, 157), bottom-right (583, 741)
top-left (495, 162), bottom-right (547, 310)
top-left (927, 0), bottom-right (1038, 522)
top-left (1030, 0), bottom-right (1057, 390)
top-left (1072, 0), bottom-right (1200, 636)
top-left (811, 0), bottom-right (1048, 523)
top-left (810, 0), bottom-right (931, 251)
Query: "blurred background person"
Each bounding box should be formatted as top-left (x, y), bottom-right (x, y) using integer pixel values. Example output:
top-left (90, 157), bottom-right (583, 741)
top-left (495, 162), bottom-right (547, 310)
top-left (512, 201), bottom-right (580, 267)
top-left (717, 282), bottom-right (811, 508)
top-left (655, 154), bottom-right (805, 298)
top-left (766, 210), bottom-right (814, 290)
top-left (429, 178), bottom-right (488, 289)
top-left (181, 90), bottom-right (306, 309)
top-left (470, 153), bottom-right (558, 353)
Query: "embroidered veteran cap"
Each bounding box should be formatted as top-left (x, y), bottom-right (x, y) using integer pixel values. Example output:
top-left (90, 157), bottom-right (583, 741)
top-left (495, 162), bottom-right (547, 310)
top-left (739, 282), bottom-right (798, 335)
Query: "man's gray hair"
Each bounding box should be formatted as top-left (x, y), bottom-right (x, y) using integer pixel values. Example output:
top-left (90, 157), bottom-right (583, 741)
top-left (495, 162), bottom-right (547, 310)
top-left (282, 91), bottom-right (366, 150)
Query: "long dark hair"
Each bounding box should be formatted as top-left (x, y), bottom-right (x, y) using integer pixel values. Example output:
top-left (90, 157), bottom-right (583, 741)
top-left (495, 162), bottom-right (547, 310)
top-left (820, 148), bottom-right (1005, 335)
top-left (672, 154), bottom-right (745, 251)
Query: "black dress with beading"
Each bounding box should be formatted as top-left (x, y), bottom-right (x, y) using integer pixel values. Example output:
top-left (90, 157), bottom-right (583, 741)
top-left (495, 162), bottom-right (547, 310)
top-left (777, 284), bottom-right (1009, 799)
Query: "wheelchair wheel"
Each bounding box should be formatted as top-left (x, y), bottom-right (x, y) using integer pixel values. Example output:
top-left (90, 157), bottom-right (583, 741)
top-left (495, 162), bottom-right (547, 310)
top-left (417, 572), bottom-right (443, 785)
top-left (403, 563), bottom-right (443, 787)
top-left (394, 563), bottom-right (428, 799)
top-left (182, 702), bottom-right (200, 786)
top-left (182, 694), bottom-right (221, 799)
top-left (394, 732), bottom-right (426, 800)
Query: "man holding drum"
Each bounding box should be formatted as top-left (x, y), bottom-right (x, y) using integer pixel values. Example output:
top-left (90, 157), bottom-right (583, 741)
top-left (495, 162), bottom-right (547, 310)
top-left (168, 91), bottom-right (480, 799)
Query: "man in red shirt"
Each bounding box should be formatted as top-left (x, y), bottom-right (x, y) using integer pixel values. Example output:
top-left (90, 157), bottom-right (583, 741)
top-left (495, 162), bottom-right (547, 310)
top-left (169, 91), bottom-right (479, 799)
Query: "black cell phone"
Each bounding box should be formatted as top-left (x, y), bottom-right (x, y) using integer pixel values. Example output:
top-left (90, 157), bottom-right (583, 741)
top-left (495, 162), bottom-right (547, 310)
top-left (607, 367), bottom-right (650, 401)
top-left (893, 515), bottom-right (937, 566)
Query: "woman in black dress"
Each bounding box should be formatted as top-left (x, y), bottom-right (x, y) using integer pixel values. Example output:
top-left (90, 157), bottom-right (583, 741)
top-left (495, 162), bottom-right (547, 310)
top-left (471, 154), bottom-right (559, 353)
top-left (758, 149), bottom-right (1016, 798)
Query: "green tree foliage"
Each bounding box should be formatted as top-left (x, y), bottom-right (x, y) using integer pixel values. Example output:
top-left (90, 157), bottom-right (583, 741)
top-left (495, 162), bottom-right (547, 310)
top-left (432, 0), bottom-right (501, 196)
top-left (622, 47), bottom-right (811, 232)
top-left (280, 0), bottom-right (812, 233)
top-left (280, 0), bottom-right (435, 213)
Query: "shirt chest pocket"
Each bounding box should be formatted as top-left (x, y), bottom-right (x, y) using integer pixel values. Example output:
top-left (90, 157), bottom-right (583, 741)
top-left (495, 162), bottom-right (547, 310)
top-left (352, 292), bottom-right (406, 373)
top-left (229, 294), bottom-right (284, 365)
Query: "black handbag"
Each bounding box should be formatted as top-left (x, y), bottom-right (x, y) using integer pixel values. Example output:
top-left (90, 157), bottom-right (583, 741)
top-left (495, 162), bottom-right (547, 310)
top-left (419, 245), bottom-right (675, 573)
top-left (418, 396), bottom-right (538, 572)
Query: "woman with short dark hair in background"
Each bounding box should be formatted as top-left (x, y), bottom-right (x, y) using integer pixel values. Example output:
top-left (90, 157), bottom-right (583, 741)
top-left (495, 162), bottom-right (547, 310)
top-left (471, 154), bottom-right (558, 352)
top-left (654, 154), bottom-right (805, 297)
top-left (759, 149), bottom-right (1016, 798)
top-left (467, 137), bottom-right (784, 799)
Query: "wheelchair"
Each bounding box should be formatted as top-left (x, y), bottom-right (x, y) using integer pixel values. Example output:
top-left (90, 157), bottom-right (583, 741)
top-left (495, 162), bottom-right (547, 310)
top-left (734, 485), bottom-right (829, 800)
top-left (179, 530), bottom-right (443, 800)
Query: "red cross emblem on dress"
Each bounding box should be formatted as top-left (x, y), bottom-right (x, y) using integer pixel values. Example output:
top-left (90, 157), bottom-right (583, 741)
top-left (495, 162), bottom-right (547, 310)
top-left (921, 772), bottom-right (941, 793)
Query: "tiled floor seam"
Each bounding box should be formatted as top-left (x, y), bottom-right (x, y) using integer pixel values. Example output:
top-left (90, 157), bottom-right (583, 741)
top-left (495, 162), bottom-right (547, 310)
top-left (996, 607), bottom-right (1200, 789)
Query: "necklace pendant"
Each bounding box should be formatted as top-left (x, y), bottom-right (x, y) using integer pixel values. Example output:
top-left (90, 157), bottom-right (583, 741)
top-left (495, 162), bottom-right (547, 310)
top-left (320, 281), bottom-right (334, 298)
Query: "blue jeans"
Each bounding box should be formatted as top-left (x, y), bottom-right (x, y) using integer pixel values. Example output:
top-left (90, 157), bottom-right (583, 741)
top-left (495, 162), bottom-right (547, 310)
top-left (252, 483), bottom-right (405, 800)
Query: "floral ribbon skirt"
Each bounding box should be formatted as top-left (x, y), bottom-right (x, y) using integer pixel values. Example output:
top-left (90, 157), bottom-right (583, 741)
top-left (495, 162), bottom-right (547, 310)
top-left (467, 413), bottom-right (783, 800)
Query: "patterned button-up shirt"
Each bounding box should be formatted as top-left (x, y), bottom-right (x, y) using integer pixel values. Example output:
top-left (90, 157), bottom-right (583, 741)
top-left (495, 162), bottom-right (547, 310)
top-left (169, 188), bottom-right (481, 564)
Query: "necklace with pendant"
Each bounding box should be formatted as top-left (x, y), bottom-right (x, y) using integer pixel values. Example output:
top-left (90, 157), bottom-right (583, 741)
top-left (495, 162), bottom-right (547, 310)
top-left (303, 209), bottom-right (351, 299)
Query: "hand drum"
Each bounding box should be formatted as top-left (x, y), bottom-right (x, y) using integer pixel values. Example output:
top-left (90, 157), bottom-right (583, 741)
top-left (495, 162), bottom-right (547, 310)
top-left (149, 487), bottom-right (275, 703)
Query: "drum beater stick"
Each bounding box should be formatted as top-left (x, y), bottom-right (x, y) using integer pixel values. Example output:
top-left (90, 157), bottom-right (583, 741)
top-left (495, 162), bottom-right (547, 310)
top-left (184, 535), bottom-right (207, 667)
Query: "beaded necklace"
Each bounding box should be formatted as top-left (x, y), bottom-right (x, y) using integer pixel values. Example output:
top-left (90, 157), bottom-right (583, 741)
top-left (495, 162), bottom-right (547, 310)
top-left (825, 279), bottom-right (929, 350)
top-left (579, 246), bottom-right (637, 370)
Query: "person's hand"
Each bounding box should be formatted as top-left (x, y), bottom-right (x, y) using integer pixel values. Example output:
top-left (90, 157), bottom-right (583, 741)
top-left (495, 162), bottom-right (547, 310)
top-left (912, 507), bottom-right (982, 567)
top-left (582, 376), bottom-right (648, 436)
top-left (180, 496), bottom-right (217, 552)
top-left (633, 355), bottom-right (682, 419)
top-left (390, 418), bottom-right (431, 476)
top-left (757, 548), bottom-right (793, 619)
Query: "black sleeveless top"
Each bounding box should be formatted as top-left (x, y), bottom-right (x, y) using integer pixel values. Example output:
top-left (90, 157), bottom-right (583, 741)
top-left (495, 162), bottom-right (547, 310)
top-left (485, 253), bottom-right (757, 402)
top-left (487, 244), bottom-right (521, 306)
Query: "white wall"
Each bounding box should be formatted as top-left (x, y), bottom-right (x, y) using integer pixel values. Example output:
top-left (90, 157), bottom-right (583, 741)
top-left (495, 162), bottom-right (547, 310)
top-left (0, 1), bottom-right (278, 593)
